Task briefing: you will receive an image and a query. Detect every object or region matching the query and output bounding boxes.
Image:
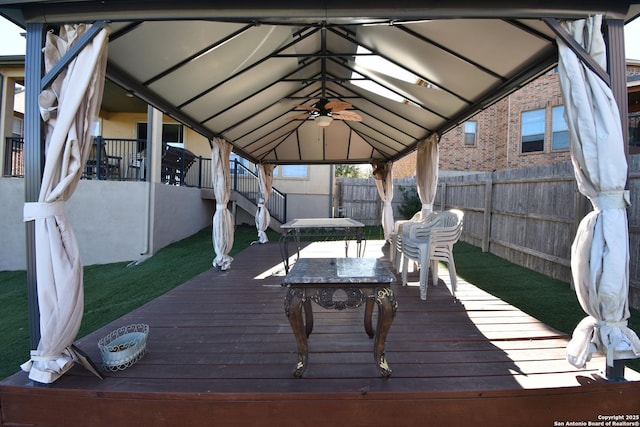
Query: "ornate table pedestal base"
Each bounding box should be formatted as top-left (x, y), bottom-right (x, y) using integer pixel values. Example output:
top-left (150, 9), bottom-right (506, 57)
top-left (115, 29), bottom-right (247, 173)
top-left (284, 285), bottom-right (397, 378)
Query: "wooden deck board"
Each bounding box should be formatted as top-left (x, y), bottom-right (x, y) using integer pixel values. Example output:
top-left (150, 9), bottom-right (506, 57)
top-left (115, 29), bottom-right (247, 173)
top-left (2, 240), bottom-right (639, 426)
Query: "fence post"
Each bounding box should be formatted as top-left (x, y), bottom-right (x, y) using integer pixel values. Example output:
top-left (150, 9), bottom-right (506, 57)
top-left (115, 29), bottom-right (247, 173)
top-left (482, 177), bottom-right (493, 252)
top-left (440, 182), bottom-right (447, 211)
top-left (197, 155), bottom-right (202, 188)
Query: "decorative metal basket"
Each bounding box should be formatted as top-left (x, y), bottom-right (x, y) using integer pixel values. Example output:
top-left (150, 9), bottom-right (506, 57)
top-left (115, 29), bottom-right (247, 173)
top-left (98, 324), bottom-right (149, 371)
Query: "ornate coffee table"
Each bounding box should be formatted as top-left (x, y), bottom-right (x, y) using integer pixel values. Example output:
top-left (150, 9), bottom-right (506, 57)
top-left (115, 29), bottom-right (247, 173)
top-left (282, 257), bottom-right (398, 378)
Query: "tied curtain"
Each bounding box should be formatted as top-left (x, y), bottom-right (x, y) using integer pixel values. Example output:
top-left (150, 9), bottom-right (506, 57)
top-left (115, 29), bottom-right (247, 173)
top-left (211, 137), bottom-right (235, 270)
top-left (416, 134), bottom-right (439, 217)
top-left (557, 15), bottom-right (640, 368)
top-left (373, 160), bottom-right (394, 241)
top-left (255, 164), bottom-right (275, 244)
top-left (21, 24), bottom-right (111, 383)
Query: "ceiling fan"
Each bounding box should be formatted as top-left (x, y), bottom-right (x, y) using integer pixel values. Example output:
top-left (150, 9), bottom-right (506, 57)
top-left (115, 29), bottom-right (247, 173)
top-left (287, 98), bottom-right (362, 127)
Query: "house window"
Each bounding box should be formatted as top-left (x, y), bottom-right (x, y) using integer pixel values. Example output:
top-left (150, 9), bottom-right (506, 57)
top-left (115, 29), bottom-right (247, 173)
top-left (551, 106), bottom-right (569, 151)
top-left (12, 117), bottom-right (23, 137)
top-left (136, 122), bottom-right (184, 151)
top-left (464, 121), bottom-right (477, 146)
top-left (274, 165), bottom-right (308, 179)
top-left (521, 109), bottom-right (545, 153)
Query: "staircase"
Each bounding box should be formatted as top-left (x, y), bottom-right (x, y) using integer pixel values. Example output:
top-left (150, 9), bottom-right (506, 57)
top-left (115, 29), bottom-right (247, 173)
top-left (201, 160), bottom-right (287, 232)
top-left (232, 190), bottom-right (284, 232)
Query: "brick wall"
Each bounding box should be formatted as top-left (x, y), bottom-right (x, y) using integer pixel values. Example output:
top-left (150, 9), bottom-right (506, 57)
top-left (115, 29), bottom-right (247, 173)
top-left (395, 66), bottom-right (640, 177)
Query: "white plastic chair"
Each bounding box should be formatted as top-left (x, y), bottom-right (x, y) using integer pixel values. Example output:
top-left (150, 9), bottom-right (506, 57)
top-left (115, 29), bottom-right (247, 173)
top-left (401, 209), bottom-right (464, 300)
top-left (391, 211), bottom-right (440, 273)
top-left (389, 211), bottom-right (422, 271)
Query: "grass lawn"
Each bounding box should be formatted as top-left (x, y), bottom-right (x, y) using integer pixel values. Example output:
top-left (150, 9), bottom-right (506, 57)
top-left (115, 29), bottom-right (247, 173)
top-left (1, 225), bottom-right (638, 379)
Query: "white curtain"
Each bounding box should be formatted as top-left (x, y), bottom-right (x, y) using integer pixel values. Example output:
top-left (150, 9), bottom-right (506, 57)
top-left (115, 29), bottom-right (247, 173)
top-left (373, 160), bottom-right (394, 241)
top-left (211, 137), bottom-right (235, 270)
top-left (21, 24), bottom-right (110, 383)
top-left (557, 16), bottom-right (640, 368)
top-left (254, 163), bottom-right (275, 244)
top-left (416, 134), bottom-right (439, 217)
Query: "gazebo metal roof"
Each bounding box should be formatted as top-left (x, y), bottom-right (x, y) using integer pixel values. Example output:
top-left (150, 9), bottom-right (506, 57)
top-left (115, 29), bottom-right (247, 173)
top-left (1, 1), bottom-right (638, 164)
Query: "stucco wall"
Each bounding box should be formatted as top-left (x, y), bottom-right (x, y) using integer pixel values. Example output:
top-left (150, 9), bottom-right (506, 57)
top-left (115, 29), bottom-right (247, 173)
top-left (0, 178), bottom-right (27, 271)
top-left (67, 181), bottom-right (148, 265)
top-left (0, 180), bottom-right (214, 271)
top-left (272, 164), bottom-right (331, 195)
top-left (150, 183), bottom-right (213, 253)
top-left (100, 112), bottom-right (210, 157)
top-left (285, 194), bottom-right (332, 220)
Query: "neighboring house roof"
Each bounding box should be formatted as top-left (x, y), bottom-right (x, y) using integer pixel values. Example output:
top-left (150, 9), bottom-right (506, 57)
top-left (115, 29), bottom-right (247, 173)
top-left (1, 1), bottom-right (638, 165)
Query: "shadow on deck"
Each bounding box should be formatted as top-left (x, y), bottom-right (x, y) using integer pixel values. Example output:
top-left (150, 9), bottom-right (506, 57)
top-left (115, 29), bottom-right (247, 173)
top-left (1, 240), bottom-right (639, 426)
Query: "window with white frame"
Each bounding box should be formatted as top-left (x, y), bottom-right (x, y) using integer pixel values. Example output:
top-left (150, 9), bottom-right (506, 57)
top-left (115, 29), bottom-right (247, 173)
top-left (521, 109), bottom-right (545, 153)
top-left (274, 164), bottom-right (308, 179)
top-left (464, 121), bottom-right (477, 146)
top-left (12, 117), bottom-right (23, 137)
top-left (551, 106), bottom-right (570, 151)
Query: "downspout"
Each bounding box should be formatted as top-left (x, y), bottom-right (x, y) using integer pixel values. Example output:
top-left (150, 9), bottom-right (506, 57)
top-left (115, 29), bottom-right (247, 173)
top-left (139, 105), bottom-right (154, 257)
top-left (329, 164), bottom-right (334, 217)
top-left (137, 106), bottom-right (162, 262)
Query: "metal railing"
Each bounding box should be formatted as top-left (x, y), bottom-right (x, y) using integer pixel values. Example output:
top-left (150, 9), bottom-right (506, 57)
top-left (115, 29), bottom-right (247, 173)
top-left (231, 161), bottom-right (287, 223)
top-left (3, 137), bottom-right (286, 221)
top-left (199, 158), bottom-right (287, 223)
top-left (631, 112), bottom-right (640, 148)
top-left (85, 137), bottom-right (147, 181)
top-left (3, 137), bottom-right (24, 177)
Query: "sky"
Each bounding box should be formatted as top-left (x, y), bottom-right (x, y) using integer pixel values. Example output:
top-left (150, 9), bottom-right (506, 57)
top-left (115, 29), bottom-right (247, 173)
top-left (0, 15), bottom-right (639, 58)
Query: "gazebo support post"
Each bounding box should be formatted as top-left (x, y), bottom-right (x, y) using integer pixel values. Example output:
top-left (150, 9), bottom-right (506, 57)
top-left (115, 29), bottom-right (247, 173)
top-left (604, 17), bottom-right (630, 382)
top-left (24, 22), bottom-right (45, 350)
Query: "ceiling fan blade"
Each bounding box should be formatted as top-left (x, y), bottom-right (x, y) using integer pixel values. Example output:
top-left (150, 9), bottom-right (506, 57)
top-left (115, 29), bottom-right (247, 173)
top-left (324, 100), bottom-right (351, 112)
top-left (331, 111), bottom-right (362, 121)
top-left (294, 104), bottom-right (319, 112)
top-left (287, 113), bottom-right (311, 121)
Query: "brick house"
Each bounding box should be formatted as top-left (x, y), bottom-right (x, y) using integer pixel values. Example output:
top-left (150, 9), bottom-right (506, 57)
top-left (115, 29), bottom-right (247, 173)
top-left (394, 61), bottom-right (640, 178)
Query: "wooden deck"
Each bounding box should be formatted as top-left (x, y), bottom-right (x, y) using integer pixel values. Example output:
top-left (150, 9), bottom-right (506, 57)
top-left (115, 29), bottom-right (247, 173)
top-left (2, 240), bottom-right (639, 426)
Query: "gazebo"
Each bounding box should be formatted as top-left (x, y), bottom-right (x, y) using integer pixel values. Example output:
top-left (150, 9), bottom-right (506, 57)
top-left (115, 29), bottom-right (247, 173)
top-left (1, 1), bottom-right (639, 424)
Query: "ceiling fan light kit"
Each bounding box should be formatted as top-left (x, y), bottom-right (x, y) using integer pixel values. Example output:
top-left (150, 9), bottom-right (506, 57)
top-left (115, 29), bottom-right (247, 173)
top-left (289, 98), bottom-right (362, 127)
top-left (315, 115), bottom-right (333, 127)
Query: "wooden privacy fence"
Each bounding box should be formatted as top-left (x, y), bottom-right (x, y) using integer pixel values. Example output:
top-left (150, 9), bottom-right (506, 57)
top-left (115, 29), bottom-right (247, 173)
top-left (335, 157), bottom-right (640, 310)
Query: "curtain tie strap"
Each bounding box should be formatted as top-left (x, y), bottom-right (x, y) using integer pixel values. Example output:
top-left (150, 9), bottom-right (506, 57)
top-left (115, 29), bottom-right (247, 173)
top-left (592, 190), bottom-right (629, 211)
top-left (216, 203), bottom-right (227, 209)
top-left (596, 320), bottom-right (628, 328)
top-left (595, 320), bottom-right (629, 367)
top-left (29, 350), bottom-right (62, 362)
top-left (24, 201), bottom-right (65, 222)
top-left (422, 203), bottom-right (433, 210)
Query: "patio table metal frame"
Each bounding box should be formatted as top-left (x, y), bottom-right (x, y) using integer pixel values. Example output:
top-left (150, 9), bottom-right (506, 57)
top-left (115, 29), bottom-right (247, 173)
top-left (279, 217), bottom-right (366, 272)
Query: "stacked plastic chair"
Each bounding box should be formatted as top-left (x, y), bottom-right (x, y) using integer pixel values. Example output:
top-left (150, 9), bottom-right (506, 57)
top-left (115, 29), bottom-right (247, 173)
top-left (401, 209), bottom-right (464, 300)
top-left (389, 211), bottom-right (421, 271)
